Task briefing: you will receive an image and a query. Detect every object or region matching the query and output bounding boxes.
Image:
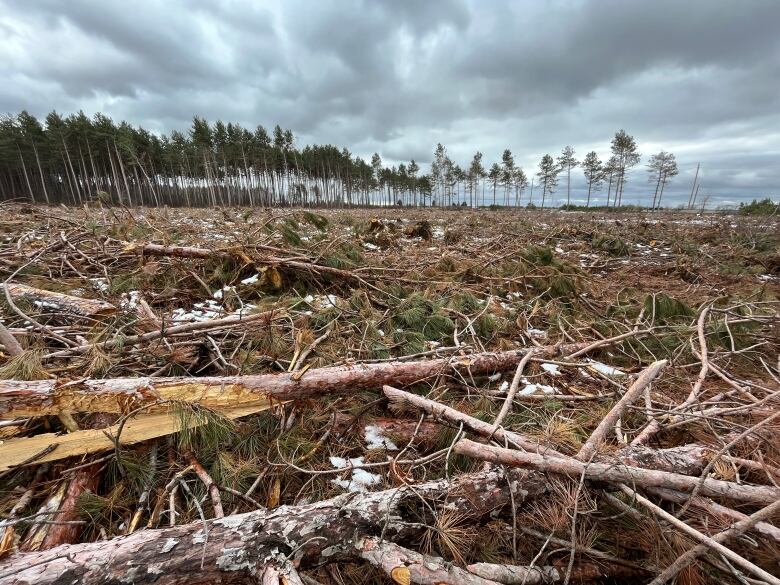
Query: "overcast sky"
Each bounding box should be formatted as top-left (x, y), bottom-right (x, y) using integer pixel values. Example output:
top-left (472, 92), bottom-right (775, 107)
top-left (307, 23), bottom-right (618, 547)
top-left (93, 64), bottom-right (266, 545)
top-left (2, 0), bottom-right (779, 206)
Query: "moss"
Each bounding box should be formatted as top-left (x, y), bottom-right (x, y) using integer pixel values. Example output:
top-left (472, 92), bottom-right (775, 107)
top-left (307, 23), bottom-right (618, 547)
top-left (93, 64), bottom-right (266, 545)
top-left (592, 234), bottom-right (630, 256)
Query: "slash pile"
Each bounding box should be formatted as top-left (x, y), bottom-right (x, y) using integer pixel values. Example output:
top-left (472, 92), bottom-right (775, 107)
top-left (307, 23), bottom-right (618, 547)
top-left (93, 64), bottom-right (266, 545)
top-left (0, 203), bottom-right (778, 585)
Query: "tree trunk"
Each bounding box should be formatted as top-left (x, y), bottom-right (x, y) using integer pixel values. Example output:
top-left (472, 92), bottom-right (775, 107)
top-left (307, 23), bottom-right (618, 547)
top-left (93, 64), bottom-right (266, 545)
top-left (0, 346), bottom-right (580, 420)
top-left (0, 467), bottom-right (549, 585)
top-left (5, 283), bottom-right (116, 318)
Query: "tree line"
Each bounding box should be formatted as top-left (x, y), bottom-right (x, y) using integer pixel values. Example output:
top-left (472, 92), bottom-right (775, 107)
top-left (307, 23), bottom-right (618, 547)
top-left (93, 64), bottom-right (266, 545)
top-left (0, 111), bottom-right (679, 209)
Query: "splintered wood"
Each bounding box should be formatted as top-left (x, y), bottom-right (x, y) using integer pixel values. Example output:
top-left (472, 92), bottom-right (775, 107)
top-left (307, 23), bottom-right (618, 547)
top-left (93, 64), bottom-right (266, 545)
top-left (0, 205), bottom-right (778, 585)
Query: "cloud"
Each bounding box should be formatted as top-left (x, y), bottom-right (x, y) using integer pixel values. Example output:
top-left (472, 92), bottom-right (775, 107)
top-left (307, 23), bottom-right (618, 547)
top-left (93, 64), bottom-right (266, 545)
top-left (1, 0), bottom-right (778, 205)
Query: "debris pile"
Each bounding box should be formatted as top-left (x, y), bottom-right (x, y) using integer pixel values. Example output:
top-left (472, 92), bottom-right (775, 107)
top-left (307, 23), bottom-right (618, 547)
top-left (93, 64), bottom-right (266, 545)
top-left (0, 204), bottom-right (778, 585)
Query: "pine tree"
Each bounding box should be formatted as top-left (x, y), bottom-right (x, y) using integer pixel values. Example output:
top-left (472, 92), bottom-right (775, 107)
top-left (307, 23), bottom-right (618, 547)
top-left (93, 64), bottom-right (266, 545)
top-left (536, 154), bottom-right (559, 210)
top-left (647, 151), bottom-right (679, 210)
top-left (557, 146), bottom-right (579, 207)
top-left (582, 151), bottom-right (604, 208)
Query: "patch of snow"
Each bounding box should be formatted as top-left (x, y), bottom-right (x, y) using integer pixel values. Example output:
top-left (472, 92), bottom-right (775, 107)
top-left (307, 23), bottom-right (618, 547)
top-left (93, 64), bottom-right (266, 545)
top-left (587, 360), bottom-right (626, 377)
top-left (499, 380), bottom-right (510, 393)
top-left (364, 425), bottom-right (398, 450)
top-left (90, 278), bottom-right (109, 293)
top-left (33, 300), bottom-right (59, 310)
top-left (541, 363), bottom-right (561, 376)
top-left (330, 455), bottom-right (383, 492)
top-left (519, 381), bottom-right (557, 396)
top-left (121, 290), bottom-right (141, 310)
top-left (332, 469), bottom-right (382, 492)
top-left (527, 328), bottom-right (547, 338)
top-left (212, 285), bottom-right (236, 300)
top-left (363, 242), bottom-right (380, 251)
top-left (330, 456), bottom-right (364, 469)
top-left (240, 274), bottom-right (260, 285)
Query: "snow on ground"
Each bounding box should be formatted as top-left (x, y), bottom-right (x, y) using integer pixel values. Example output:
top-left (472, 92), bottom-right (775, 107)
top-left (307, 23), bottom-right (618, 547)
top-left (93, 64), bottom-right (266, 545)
top-left (330, 456), bottom-right (383, 492)
top-left (364, 425), bottom-right (398, 450)
top-left (541, 363), bottom-right (561, 376)
top-left (90, 277), bottom-right (109, 293)
top-left (519, 381), bottom-right (557, 396)
top-left (586, 359), bottom-right (626, 377)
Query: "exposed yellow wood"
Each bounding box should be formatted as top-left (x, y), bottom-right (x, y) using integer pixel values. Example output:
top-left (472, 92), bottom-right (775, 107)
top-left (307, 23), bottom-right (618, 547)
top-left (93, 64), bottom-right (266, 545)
top-left (0, 402), bottom-right (274, 472)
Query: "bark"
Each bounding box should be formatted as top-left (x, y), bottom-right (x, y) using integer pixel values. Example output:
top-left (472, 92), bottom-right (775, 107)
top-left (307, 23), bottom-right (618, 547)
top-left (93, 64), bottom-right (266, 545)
top-left (649, 486), bottom-right (780, 544)
top-left (5, 284), bottom-right (116, 318)
top-left (453, 439), bottom-right (780, 504)
top-left (0, 347), bottom-right (579, 419)
top-left (467, 561), bottom-right (649, 584)
top-left (0, 467), bottom-right (549, 585)
top-left (385, 385), bottom-right (711, 475)
top-left (37, 463), bottom-right (101, 550)
top-left (0, 324), bottom-right (23, 357)
top-left (384, 385), bottom-right (564, 456)
top-left (576, 360), bottom-right (666, 461)
top-left (357, 538), bottom-right (501, 585)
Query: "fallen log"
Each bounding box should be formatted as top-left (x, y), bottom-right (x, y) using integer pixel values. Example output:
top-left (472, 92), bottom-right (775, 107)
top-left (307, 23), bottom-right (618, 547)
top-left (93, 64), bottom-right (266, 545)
top-left (453, 438), bottom-right (780, 504)
top-left (0, 466), bottom-right (550, 585)
top-left (5, 284), bottom-right (116, 318)
top-left (357, 537), bottom-right (501, 585)
top-left (0, 346), bottom-right (581, 419)
top-left (467, 561), bottom-right (650, 584)
top-left (41, 308), bottom-right (282, 360)
top-left (385, 385), bottom-right (712, 475)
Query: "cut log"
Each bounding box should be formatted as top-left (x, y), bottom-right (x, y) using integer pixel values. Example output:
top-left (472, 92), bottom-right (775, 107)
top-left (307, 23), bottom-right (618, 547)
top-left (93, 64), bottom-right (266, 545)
top-left (0, 466), bottom-right (549, 585)
top-left (0, 347), bottom-right (582, 419)
top-left (0, 403), bottom-right (273, 472)
top-left (454, 438), bottom-right (780, 504)
top-left (5, 284), bottom-right (116, 318)
top-left (357, 538), bottom-right (501, 585)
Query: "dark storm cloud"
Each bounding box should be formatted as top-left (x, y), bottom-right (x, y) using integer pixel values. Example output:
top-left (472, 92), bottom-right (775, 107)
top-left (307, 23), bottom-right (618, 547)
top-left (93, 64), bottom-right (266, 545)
top-left (1, 0), bottom-right (778, 204)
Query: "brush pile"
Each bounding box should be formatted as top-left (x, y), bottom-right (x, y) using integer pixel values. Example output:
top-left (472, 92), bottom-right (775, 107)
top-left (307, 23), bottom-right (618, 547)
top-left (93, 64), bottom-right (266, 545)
top-left (0, 203), bottom-right (778, 585)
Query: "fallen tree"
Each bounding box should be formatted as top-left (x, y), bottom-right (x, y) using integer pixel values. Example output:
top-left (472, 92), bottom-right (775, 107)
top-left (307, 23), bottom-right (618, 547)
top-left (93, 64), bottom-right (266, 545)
top-left (4, 283), bottom-right (116, 318)
top-left (0, 346), bottom-right (584, 419)
top-left (453, 438), bottom-right (780, 504)
top-left (0, 466), bottom-right (549, 585)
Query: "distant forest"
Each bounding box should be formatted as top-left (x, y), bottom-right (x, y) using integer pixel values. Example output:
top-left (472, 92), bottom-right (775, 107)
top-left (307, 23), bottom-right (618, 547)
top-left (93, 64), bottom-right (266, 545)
top-left (0, 111), bottom-right (684, 209)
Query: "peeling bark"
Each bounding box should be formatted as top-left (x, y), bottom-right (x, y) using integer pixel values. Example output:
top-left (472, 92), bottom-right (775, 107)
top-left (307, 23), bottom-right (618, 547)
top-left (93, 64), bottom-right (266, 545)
top-left (0, 347), bottom-right (580, 419)
top-left (358, 537), bottom-right (501, 585)
top-left (454, 438), bottom-right (780, 504)
top-left (0, 467), bottom-right (549, 585)
top-left (5, 284), bottom-right (116, 318)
